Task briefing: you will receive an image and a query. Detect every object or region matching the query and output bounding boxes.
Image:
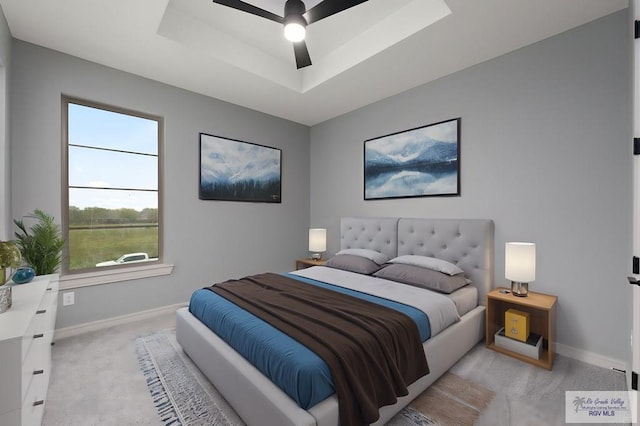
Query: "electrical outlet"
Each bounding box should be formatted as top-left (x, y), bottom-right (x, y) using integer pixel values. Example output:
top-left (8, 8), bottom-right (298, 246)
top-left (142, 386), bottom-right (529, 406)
top-left (63, 292), bottom-right (75, 306)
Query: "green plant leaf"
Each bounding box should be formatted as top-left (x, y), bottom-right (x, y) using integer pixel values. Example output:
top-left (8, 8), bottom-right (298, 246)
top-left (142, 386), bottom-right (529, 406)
top-left (14, 209), bottom-right (65, 275)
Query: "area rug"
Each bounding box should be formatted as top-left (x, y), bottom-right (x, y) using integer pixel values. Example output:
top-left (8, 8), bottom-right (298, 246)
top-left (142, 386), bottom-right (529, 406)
top-left (135, 331), bottom-right (244, 425)
top-left (135, 331), bottom-right (495, 426)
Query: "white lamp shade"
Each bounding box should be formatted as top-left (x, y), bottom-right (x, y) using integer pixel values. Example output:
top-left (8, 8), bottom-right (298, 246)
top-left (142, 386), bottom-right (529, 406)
top-left (309, 228), bottom-right (327, 252)
top-left (505, 242), bottom-right (536, 282)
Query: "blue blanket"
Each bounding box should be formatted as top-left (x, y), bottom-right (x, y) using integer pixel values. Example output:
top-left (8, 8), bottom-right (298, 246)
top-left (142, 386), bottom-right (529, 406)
top-left (188, 273), bottom-right (431, 409)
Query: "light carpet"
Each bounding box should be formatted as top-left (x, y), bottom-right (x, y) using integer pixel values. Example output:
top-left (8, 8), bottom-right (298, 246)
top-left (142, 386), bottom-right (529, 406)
top-left (135, 330), bottom-right (495, 426)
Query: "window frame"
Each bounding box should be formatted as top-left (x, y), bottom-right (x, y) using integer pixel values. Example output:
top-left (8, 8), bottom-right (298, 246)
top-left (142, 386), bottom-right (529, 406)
top-left (61, 95), bottom-right (165, 279)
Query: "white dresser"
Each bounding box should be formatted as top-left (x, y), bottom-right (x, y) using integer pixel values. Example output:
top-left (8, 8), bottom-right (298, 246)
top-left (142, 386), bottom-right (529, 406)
top-left (0, 274), bottom-right (59, 426)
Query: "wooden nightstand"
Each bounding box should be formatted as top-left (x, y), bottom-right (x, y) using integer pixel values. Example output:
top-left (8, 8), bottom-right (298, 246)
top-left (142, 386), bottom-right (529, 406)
top-left (486, 287), bottom-right (557, 370)
top-left (295, 258), bottom-right (327, 270)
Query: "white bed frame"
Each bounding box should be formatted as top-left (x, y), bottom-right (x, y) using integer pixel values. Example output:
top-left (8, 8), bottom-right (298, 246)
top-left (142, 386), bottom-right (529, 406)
top-left (176, 217), bottom-right (494, 426)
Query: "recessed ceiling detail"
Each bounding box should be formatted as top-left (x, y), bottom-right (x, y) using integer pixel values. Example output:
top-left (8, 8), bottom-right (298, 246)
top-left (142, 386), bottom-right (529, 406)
top-left (0, 0), bottom-right (628, 125)
top-left (157, 0), bottom-right (451, 93)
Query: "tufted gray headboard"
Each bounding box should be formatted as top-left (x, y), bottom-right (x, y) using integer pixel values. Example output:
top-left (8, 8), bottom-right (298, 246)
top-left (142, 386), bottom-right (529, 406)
top-left (340, 217), bottom-right (399, 260)
top-left (340, 217), bottom-right (494, 306)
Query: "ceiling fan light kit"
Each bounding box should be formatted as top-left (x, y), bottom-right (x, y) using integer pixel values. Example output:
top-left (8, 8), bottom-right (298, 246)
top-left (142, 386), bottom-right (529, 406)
top-left (284, 15), bottom-right (306, 42)
top-left (211, 0), bottom-right (370, 69)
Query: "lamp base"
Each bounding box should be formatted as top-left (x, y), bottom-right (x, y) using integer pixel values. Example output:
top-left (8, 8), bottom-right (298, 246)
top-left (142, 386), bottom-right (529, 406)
top-left (510, 281), bottom-right (529, 297)
top-left (310, 253), bottom-right (322, 260)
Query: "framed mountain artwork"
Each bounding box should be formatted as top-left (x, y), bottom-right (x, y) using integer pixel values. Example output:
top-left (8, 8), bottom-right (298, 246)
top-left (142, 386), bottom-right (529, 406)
top-left (199, 133), bottom-right (281, 203)
top-left (364, 118), bottom-right (460, 200)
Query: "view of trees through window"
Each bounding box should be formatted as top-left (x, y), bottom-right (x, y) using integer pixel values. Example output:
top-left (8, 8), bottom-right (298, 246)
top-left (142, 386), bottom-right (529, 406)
top-left (65, 98), bottom-right (160, 271)
top-left (67, 206), bottom-right (159, 270)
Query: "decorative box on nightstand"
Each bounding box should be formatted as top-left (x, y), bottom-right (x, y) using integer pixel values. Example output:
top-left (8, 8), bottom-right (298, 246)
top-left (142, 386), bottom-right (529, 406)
top-left (486, 287), bottom-right (557, 370)
top-left (504, 308), bottom-right (530, 342)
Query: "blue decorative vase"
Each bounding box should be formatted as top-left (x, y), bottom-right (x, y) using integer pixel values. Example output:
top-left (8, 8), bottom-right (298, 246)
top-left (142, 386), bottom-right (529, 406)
top-left (12, 266), bottom-right (35, 284)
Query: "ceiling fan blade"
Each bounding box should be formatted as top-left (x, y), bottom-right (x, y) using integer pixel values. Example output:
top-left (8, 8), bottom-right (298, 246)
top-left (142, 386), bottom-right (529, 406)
top-left (211, 0), bottom-right (283, 23)
top-left (305, 0), bottom-right (369, 24)
top-left (293, 41), bottom-right (312, 69)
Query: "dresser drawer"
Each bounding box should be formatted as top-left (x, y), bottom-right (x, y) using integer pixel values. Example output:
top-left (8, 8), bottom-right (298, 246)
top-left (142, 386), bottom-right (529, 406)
top-left (37, 291), bottom-right (57, 349)
top-left (42, 280), bottom-right (58, 307)
top-left (21, 286), bottom-right (56, 365)
top-left (21, 332), bottom-right (47, 401)
top-left (21, 311), bottom-right (45, 364)
top-left (21, 372), bottom-right (46, 426)
top-left (41, 301), bottom-right (58, 343)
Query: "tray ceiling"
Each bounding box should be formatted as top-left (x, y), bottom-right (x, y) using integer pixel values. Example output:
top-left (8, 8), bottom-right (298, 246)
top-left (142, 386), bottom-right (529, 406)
top-left (0, 0), bottom-right (628, 125)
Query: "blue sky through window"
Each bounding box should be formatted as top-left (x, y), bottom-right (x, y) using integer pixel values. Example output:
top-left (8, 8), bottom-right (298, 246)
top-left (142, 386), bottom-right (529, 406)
top-left (68, 103), bottom-right (158, 211)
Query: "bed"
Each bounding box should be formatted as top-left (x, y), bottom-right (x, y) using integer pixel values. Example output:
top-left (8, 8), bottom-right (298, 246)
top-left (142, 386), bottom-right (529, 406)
top-left (176, 217), bottom-right (494, 426)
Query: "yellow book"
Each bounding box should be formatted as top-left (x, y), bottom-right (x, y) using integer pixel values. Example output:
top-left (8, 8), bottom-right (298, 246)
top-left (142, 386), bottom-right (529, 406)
top-left (505, 308), bottom-right (530, 342)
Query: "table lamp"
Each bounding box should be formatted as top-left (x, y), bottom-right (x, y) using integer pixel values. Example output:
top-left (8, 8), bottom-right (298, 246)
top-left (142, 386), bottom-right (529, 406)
top-left (505, 242), bottom-right (536, 297)
top-left (309, 228), bottom-right (326, 260)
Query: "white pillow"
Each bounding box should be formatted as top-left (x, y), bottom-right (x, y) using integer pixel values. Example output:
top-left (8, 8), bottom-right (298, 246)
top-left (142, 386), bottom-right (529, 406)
top-left (389, 255), bottom-right (464, 276)
top-left (335, 249), bottom-right (389, 265)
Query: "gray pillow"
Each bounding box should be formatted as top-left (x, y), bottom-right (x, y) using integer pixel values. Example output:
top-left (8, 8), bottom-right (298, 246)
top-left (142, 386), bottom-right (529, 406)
top-left (389, 255), bottom-right (464, 276)
top-left (374, 263), bottom-right (470, 294)
top-left (325, 254), bottom-right (383, 275)
top-left (335, 249), bottom-right (389, 265)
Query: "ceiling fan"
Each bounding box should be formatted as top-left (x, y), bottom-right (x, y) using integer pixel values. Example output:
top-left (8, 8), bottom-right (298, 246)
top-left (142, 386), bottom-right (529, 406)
top-left (211, 0), bottom-right (370, 69)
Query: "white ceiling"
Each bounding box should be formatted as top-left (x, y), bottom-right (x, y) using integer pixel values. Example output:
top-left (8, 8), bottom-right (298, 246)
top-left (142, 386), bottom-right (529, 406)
top-left (0, 0), bottom-right (628, 125)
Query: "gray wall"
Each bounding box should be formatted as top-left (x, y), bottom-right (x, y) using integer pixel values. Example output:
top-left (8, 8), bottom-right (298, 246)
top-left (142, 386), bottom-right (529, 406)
top-left (0, 5), bottom-right (11, 240)
top-left (309, 11), bottom-right (632, 361)
top-left (10, 41), bottom-right (310, 328)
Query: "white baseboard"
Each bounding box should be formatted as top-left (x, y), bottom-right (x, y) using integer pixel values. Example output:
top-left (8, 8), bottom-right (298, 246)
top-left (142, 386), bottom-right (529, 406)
top-left (53, 302), bottom-right (188, 340)
top-left (556, 342), bottom-right (627, 371)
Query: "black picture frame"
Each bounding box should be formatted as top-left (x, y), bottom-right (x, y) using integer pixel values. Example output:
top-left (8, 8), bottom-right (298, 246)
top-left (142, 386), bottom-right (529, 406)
top-left (364, 118), bottom-right (461, 200)
top-left (199, 133), bottom-right (282, 203)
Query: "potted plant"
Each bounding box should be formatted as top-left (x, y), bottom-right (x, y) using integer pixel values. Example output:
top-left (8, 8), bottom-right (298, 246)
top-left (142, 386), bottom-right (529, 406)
top-left (14, 209), bottom-right (65, 276)
top-left (0, 241), bottom-right (21, 284)
top-left (0, 240), bottom-right (21, 313)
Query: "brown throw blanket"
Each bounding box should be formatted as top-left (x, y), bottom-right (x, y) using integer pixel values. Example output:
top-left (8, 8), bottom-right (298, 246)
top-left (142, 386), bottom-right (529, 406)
top-left (208, 273), bottom-right (429, 426)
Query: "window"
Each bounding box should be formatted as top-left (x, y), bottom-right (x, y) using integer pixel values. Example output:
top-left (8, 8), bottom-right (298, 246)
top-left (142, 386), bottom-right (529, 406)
top-left (63, 97), bottom-right (162, 274)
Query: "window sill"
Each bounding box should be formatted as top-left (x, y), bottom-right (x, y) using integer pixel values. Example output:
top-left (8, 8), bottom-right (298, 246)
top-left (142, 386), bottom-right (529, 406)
top-left (59, 263), bottom-right (174, 290)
